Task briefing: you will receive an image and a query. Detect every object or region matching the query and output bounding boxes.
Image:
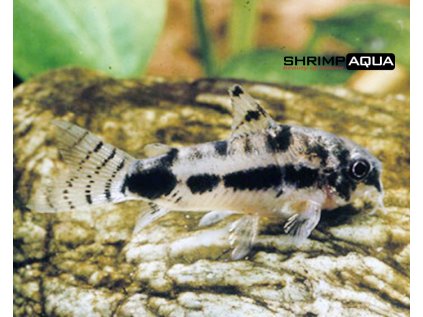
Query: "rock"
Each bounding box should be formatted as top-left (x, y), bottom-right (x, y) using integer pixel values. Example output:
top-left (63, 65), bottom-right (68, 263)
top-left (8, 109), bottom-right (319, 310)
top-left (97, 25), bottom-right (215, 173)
top-left (14, 68), bottom-right (409, 316)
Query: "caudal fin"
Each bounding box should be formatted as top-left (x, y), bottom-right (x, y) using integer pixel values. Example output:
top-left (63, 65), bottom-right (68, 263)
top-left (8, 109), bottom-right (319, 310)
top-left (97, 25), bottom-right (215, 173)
top-left (29, 120), bottom-right (136, 212)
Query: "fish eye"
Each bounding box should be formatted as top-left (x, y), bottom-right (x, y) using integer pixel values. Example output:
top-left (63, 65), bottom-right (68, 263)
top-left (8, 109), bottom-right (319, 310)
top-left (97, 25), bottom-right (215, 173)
top-left (349, 159), bottom-right (371, 180)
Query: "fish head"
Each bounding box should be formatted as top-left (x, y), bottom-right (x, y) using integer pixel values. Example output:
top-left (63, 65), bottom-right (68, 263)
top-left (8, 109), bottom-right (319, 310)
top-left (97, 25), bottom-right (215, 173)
top-left (323, 137), bottom-right (384, 213)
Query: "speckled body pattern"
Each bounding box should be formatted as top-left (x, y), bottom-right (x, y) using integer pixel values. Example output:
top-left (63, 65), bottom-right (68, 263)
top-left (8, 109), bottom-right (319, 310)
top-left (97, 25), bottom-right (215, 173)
top-left (31, 85), bottom-right (384, 259)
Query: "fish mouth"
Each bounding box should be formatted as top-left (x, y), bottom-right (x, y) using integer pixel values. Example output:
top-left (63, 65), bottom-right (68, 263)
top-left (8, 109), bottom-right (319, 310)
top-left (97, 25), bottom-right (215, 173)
top-left (350, 184), bottom-right (386, 215)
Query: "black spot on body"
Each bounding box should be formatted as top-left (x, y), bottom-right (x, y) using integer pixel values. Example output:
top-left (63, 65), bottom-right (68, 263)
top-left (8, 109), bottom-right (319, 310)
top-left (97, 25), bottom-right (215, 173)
top-left (284, 165), bottom-right (319, 188)
top-left (214, 141), bottom-right (228, 156)
top-left (335, 148), bottom-right (350, 166)
top-left (326, 171), bottom-right (356, 201)
top-left (245, 110), bottom-right (261, 122)
top-left (123, 167), bottom-right (177, 199)
top-left (266, 126), bottom-right (292, 152)
top-left (188, 149), bottom-right (203, 160)
top-left (307, 143), bottom-right (329, 165)
top-left (187, 174), bottom-right (220, 194)
top-left (232, 85), bottom-right (243, 97)
top-left (158, 148), bottom-right (179, 167)
top-left (223, 165), bottom-right (283, 191)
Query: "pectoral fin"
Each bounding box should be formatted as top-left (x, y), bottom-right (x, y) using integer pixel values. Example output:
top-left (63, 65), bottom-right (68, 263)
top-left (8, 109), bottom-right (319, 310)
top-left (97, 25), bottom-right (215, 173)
top-left (284, 201), bottom-right (321, 245)
top-left (228, 215), bottom-right (260, 260)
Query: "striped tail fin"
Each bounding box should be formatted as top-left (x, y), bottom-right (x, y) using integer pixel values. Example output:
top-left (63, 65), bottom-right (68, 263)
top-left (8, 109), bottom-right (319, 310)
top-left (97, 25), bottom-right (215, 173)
top-left (29, 120), bottom-right (136, 212)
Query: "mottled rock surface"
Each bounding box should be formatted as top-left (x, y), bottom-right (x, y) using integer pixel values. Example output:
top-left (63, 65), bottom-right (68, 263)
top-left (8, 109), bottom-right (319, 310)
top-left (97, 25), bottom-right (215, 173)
top-left (14, 68), bottom-right (409, 317)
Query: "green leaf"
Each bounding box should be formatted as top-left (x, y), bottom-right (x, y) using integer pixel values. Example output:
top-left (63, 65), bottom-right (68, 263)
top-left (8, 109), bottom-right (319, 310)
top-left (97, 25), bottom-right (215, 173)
top-left (193, 0), bottom-right (216, 76)
top-left (313, 3), bottom-right (409, 67)
top-left (219, 50), bottom-right (353, 85)
top-left (228, 0), bottom-right (258, 57)
top-left (14, 0), bottom-right (167, 79)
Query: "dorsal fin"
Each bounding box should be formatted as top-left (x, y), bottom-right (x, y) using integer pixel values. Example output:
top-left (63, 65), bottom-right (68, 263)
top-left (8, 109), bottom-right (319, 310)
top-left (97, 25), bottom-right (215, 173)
top-left (228, 85), bottom-right (278, 137)
top-left (143, 143), bottom-right (174, 157)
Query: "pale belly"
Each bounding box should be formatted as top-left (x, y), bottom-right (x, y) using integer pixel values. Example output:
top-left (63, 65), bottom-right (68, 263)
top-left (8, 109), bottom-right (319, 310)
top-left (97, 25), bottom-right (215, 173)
top-left (156, 183), bottom-right (327, 219)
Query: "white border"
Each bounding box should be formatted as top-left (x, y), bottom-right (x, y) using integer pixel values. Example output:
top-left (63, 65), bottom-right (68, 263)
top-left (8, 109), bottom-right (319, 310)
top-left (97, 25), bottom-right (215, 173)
top-left (410, 0), bottom-right (421, 316)
top-left (5, 1), bottom-right (415, 316)
top-left (1, 0), bottom-right (13, 316)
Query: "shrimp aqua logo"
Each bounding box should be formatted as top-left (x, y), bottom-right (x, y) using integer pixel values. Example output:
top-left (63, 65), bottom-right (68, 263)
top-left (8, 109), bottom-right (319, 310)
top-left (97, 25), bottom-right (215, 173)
top-left (282, 53), bottom-right (395, 71)
top-left (346, 53), bottom-right (395, 70)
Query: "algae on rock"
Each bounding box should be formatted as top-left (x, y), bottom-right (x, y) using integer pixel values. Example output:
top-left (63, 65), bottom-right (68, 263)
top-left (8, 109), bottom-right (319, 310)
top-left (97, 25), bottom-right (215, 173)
top-left (14, 68), bottom-right (409, 317)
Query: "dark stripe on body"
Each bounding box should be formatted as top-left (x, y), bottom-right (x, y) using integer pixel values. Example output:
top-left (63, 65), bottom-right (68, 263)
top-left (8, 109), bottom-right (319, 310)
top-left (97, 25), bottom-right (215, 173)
top-left (187, 174), bottom-right (220, 194)
top-left (223, 164), bottom-right (320, 192)
top-left (284, 164), bottom-right (319, 189)
top-left (223, 165), bottom-right (283, 191)
top-left (214, 141), bottom-right (228, 156)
